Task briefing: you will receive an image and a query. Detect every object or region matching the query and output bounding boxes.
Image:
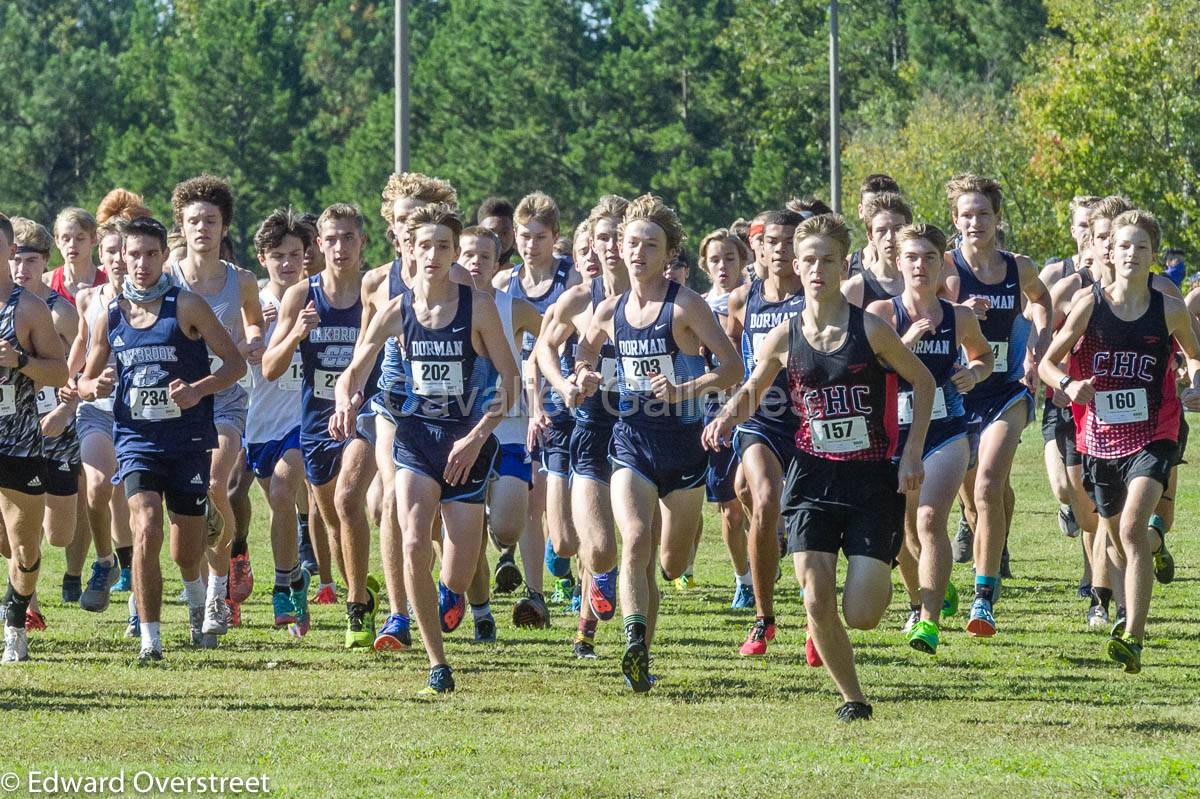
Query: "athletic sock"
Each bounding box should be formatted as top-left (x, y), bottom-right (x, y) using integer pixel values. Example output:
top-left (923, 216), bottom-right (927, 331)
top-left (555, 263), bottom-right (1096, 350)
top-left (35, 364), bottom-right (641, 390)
top-left (207, 574), bottom-right (229, 604)
top-left (974, 575), bottom-right (998, 603)
top-left (1148, 514), bottom-right (1166, 549)
top-left (116, 546), bottom-right (134, 569)
top-left (578, 617), bottom-right (597, 639)
top-left (470, 602), bottom-right (491, 621)
top-left (4, 585), bottom-right (30, 627)
top-left (231, 538), bottom-right (248, 559)
top-left (97, 553), bottom-right (116, 567)
top-left (623, 614), bottom-right (647, 644)
top-left (1092, 586), bottom-right (1113, 612)
top-left (140, 621), bottom-right (161, 650)
top-left (288, 565), bottom-right (304, 592)
top-left (909, 602), bottom-right (921, 614)
top-left (183, 577), bottom-right (206, 608)
top-left (761, 615), bottom-right (775, 627)
top-left (735, 569), bottom-right (752, 587)
top-left (274, 567), bottom-right (291, 592)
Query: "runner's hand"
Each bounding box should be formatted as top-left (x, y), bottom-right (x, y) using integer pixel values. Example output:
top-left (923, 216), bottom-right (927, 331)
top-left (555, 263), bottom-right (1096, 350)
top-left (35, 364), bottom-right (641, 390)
top-left (702, 415), bottom-right (736, 452)
top-left (950, 364), bottom-right (977, 394)
top-left (1064, 376), bottom-right (1095, 405)
top-left (445, 432), bottom-right (485, 486)
top-left (897, 450), bottom-right (924, 494)
top-left (169, 379), bottom-right (200, 410)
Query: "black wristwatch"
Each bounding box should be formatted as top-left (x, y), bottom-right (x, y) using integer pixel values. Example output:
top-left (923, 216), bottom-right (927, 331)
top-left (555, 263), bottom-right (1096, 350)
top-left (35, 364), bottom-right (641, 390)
top-left (15, 351), bottom-right (28, 371)
top-left (1058, 375), bottom-right (1072, 391)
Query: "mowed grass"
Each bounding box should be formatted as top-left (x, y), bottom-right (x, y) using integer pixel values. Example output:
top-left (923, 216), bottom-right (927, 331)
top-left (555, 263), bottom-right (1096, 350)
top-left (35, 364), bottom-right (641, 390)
top-left (2, 433), bottom-right (1199, 798)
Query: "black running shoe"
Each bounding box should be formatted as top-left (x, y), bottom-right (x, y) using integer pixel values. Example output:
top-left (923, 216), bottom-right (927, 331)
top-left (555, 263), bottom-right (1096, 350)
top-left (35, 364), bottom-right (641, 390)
top-left (835, 701), bottom-right (873, 722)
top-left (1152, 530), bottom-right (1175, 584)
top-left (493, 550), bottom-right (523, 595)
top-left (512, 591), bottom-right (550, 629)
top-left (621, 639), bottom-right (653, 692)
top-left (573, 636), bottom-right (597, 659)
top-left (473, 614), bottom-right (496, 643)
top-left (421, 664), bottom-right (455, 694)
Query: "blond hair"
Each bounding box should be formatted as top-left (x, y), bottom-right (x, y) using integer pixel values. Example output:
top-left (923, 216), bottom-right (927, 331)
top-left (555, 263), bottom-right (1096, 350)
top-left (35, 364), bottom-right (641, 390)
top-left (1111, 209), bottom-right (1161, 253)
top-left (12, 217), bottom-right (53, 254)
top-left (698, 228), bottom-right (750, 268)
top-left (946, 174), bottom-right (1003, 219)
top-left (406, 203), bottom-right (463, 247)
top-left (793, 213), bottom-right (852, 262)
top-left (380, 172), bottom-right (458, 221)
top-left (1069, 195), bottom-right (1101, 216)
top-left (586, 194), bottom-right (629, 228)
top-left (317, 203), bottom-right (366, 236)
top-left (862, 191), bottom-right (913, 226)
top-left (897, 223), bottom-right (947, 255)
top-left (1087, 195), bottom-right (1134, 236)
top-left (620, 194), bottom-right (684, 254)
top-left (54, 206), bottom-right (98, 239)
top-left (515, 191), bottom-right (560, 231)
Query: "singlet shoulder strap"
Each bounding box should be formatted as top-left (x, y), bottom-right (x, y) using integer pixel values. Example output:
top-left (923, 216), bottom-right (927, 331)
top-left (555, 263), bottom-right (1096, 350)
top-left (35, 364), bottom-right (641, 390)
top-left (890, 295), bottom-right (906, 328)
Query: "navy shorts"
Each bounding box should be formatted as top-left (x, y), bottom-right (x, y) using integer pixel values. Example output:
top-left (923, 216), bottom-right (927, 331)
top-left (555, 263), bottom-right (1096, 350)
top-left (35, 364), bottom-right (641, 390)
top-left (538, 420), bottom-right (573, 479)
top-left (781, 452), bottom-right (904, 565)
top-left (609, 420), bottom-right (707, 498)
top-left (1083, 439), bottom-right (1176, 519)
top-left (733, 415), bottom-right (799, 471)
top-left (246, 425), bottom-right (302, 479)
top-left (570, 422), bottom-right (615, 485)
top-left (497, 443), bottom-right (532, 487)
top-left (119, 449), bottom-right (211, 516)
top-left (706, 443), bottom-right (738, 503)
top-left (965, 382), bottom-right (1034, 436)
top-left (393, 416), bottom-right (499, 504)
top-left (301, 435), bottom-right (347, 487)
top-left (896, 416), bottom-right (968, 462)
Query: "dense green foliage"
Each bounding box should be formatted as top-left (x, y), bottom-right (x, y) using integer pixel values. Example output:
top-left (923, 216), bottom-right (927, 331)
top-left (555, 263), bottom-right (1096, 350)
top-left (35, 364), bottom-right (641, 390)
top-left (0, 1), bottom-right (1190, 267)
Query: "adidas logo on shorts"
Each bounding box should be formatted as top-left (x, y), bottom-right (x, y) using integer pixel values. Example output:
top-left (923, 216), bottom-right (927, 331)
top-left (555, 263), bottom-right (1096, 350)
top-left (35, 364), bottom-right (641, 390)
top-left (190, 474), bottom-right (204, 485)
top-left (58, 462), bottom-right (70, 471)
top-left (28, 476), bottom-right (41, 487)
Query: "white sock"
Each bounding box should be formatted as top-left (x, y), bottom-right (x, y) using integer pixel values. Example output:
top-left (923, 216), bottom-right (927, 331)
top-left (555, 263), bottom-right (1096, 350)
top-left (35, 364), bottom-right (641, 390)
top-left (471, 602), bottom-right (491, 621)
top-left (128, 593), bottom-right (138, 615)
top-left (98, 553), bottom-right (116, 567)
top-left (183, 578), bottom-right (206, 608)
top-left (735, 570), bottom-right (752, 587)
top-left (207, 574), bottom-right (228, 604)
top-left (140, 621), bottom-right (161, 649)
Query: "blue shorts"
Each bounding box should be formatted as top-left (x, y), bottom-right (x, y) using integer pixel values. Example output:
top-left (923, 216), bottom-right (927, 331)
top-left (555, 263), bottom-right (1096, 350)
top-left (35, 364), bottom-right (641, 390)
top-left (246, 425), bottom-right (302, 479)
top-left (609, 420), bottom-right (706, 498)
top-left (570, 422), bottom-right (614, 485)
top-left (118, 449), bottom-right (211, 516)
top-left (706, 442), bottom-right (739, 503)
top-left (301, 435), bottom-right (347, 487)
top-left (370, 394), bottom-right (396, 427)
top-left (539, 420), bottom-right (574, 479)
top-left (393, 416), bottom-right (499, 504)
top-left (895, 416), bottom-right (968, 462)
top-left (497, 443), bottom-right (532, 487)
top-left (964, 382), bottom-right (1034, 437)
top-left (733, 415), bottom-right (799, 471)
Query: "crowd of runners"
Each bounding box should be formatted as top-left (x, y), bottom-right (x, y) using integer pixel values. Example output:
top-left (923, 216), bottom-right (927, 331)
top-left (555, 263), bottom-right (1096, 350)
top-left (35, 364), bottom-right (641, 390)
top-left (1, 171), bottom-right (1195, 722)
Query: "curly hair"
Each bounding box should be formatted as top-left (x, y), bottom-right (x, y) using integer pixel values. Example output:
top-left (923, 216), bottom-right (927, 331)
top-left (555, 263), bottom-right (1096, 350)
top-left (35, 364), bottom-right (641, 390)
top-left (171, 174), bottom-right (234, 228)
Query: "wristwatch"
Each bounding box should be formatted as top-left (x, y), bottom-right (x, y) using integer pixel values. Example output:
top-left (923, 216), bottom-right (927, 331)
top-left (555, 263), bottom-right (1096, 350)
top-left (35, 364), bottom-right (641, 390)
top-left (1058, 375), bottom-right (1072, 391)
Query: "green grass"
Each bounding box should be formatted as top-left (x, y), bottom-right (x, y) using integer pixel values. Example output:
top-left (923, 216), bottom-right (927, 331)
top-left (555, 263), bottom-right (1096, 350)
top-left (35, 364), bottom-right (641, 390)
top-left (2, 434), bottom-right (1199, 798)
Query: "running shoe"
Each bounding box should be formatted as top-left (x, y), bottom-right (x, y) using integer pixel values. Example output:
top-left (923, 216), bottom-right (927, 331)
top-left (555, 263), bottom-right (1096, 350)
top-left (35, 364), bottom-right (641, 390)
top-left (1110, 611), bottom-right (1127, 640)
top-left (1000, 546), bottom-right (1013, 580)
top-left (61, 573), bottom-right (82, 604)
top-left (290, 571), bottom-right (311, 638)
top-left (226, 599), bottom-right (241, 628)
top-left (230, 552), bottom-right (254, 603)
top-left (573, 635), bottom-right (597, 659)
top-left (966, 597), bottom-right (996, 637)
top-left (272, 591), bottom-right (297, 627)
top-left (114, 566), bottom-right (133, 592)
top-left (438, 582), bottom-right (465, 633)
top-left (189, 604), bottom-right (217, 649)
top-left (907, 619), bottom-right (940, 655)
top-left (544, 538), bottom-right (571, 579)
top-left (902, 608), bottom-right (920, 634)
top-left (674, 573), bottom-right (697, 591)
top-left (1078, 582), bottom-right (1093, 600)
top-left (512, 591), bottom-right (550, 629)
top-left (137, 645), bottom-right (163, 665)
top-left (951, 516), bottom-right (973, 563)
top-left (312, 583), bottom-right (337, 605)
top-left (344, 603), bottom-right (373, 649)
top-left (589, 568), bottom-right (618, 620)
top-left (621, 639), bottom-right (653, 692)
top-left (125, 613), bottom-right (140, 640)
top-left (420, 664), bottom-right (455, 695)
top-left (730, 583), bottom-right (755, 610)
top-left (374, 613), bottom-right (412, 651)
top-left (493, 550), bottom-right (522, 595)
top-left (805, 635), bottom-right (823, 668)
top-left (80, 559), bottom-right (120, 612)
top-left (24, 610), bottom-right (46, 633)
top-left (1058, 504), bottom-right (1079, 538)
top-left (2, 626), bottom-right (28, 663)
top-left (473, 614), bottom-right (497, 644)
top-left (739, 618), bottom-right (775, 657)
top-left (297, 527), bottom-right (319, 576)
top-left (942, 581), bottom-right (960, 619)
top-left (201, 596), bottom-right (231, 635)
top-left (1107, 633), bottom-right (1143, 674)
top-left (570, 583), bottom-right (582, 615)
top-left (549, 576), bottom-right (575, 606)
top-left (1086, 604), bottom-right (1109, 628)
top-left (835, 701), bottom-right (873, 722)
top-left (1152, 531), bottom-right (1175, 585)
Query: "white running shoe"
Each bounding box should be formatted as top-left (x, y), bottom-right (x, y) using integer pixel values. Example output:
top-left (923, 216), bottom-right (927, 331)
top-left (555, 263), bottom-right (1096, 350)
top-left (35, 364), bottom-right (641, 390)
top-left (201, 597), bottom-right (231, 636)
top-left (3, 625), bottom-right (29, 663)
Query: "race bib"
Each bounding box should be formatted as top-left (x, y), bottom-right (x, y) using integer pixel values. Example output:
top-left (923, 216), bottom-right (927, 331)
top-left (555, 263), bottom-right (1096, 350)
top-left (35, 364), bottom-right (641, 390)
top-left (1094, 388), bottom-right (1148, 425)
top-left (279, 354), bottom-right (303, 392)
top-left (313, 368), bottom-right (339, 400)
top-left (35, 386), bottom-right (58, 416)
top-left (988, 341), bottom-right (1008, 373)
top-left (0, 385), bottom-right (15, 417)
top-left (810, 415), bottom-right (870, 454)
top-left (622, 354), bottom-right (676, 393)
top-left (599, 357), bottom-right (618, 390)
top-left (412, 360), bottom-right (464, 396)
top-left (897, 388), bottom-right (948, 425)
top-left (752, 332), bottom-right (769, 364)
top-left (210, 355), bottom-right (252, 390)
top-left (129, 386), bottom-right (180, 420)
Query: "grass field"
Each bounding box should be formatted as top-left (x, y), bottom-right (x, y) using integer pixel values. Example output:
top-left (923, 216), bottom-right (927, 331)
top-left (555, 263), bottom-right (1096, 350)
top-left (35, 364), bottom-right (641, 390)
top-left (2, 433), bottom-right (1199, 798)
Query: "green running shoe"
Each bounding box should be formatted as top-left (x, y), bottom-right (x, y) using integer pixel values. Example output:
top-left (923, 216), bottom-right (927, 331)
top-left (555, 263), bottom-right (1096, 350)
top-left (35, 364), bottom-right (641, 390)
top-left (942, 581), bottom-right (959, 619)
top-left (907, 619), bottom-right (940, 655)
top-left (1152, 533), bottom-right (1175, 584)
top-left (549, 576), bottom-right (574, 605)
top-left (1106, 633), bottom-right (1143, 674)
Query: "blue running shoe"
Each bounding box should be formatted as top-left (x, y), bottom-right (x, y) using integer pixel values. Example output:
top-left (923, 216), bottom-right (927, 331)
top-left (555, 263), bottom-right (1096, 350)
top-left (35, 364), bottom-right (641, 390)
top-left (375, 613), bottom-right (412, 650)
top-left (544, 538), bottom-right (571, 579)
top-left (966, 597), bottom-right (996, 637)
top-left (114, 566), bottom-right (132, 593)
top-left (473, 614), bottom-right (497, 643)
top-left (569, 583), bottom-right (581, 615)
top-left (438, 582), bottom-right (465, 633)
top-left (420, 664), bottom-right (455, 695)
top-left (290, 571), bottom-right (311, 638)
top-left (80, 560), bottom-right (119, 612)
top-left (730, 583), bottom-right (755, 610)
top-left (589, 568), bottom-right (618, 621)
top-left (272, 591), bottom-right (296, 627)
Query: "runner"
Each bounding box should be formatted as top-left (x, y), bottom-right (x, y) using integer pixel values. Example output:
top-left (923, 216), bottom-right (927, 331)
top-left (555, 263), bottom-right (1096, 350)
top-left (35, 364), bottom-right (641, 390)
top-left (168, 175), bottom-right (267, 632)
top-left (572, 221), bottom-right (600, 280)
top-left (262, 203), bottom-right (380, 649)
top-left (866, 223), bottom-right (993, 653)
top-left (704, 213), bottom-right (934, 721)
top-left (724, 209), bottom-right (805, 656)
top-left (847, 174), bottom-right (902, 278)
top-left (842, 192), bottom-right (911, 307)
top-left (476, 197), bottom-right (517, 268)
top-left (1039, 210), bottom-right (1200, 673)
top-left (333, 203), bottom-right (519, 693)
top-left (535, 194), bottom-right (630, 657)
top-left (939, 174), bottom-right (1051, 637)
top-left (76, 215), bottom-right (244, 662)
top-left (572, 194), bottom-right (742, 692)
top-left (47, 207), bottom-right (107, 305)
top-left (245, 210), bottom-right (311, 635)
